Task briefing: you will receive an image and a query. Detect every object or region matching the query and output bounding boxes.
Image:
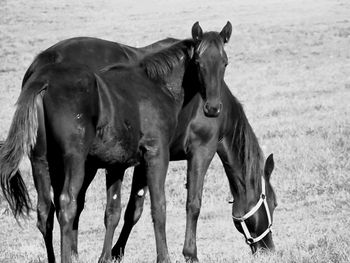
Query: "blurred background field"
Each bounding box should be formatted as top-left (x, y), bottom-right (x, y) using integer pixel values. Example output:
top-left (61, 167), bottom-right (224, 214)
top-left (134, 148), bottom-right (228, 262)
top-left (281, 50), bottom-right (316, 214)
top-left (0, 0), bottom-right (349, 262)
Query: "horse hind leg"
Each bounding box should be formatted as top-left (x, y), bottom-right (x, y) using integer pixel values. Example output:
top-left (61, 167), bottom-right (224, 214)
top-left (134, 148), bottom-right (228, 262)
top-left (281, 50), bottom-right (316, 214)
top-left (71, 163), bottom-right (98, 254)
top-left (57, 153), bottom-right (86, 263)
top-left (111, 165), bottom-right (148, 261)
top-left (30, 91), bottom-right (56, 263)
top-left (31, 155), bottom-right (56, 263)
top-left (98, 166), bottom-right (125, 263)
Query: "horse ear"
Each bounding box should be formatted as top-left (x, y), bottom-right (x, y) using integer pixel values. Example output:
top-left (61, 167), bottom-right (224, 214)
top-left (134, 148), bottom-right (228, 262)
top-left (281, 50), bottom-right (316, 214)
top-left (192, 21), bottom-right (203, 42)
top-left (264, 153), bottom-right (274, 180)
top-left (220, 21), bottom-right (232, 43)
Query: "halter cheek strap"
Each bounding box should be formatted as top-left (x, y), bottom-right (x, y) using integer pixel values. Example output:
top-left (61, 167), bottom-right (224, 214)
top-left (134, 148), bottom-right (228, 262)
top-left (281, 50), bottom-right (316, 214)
top-left (231, 176), bottom-right (272, 245)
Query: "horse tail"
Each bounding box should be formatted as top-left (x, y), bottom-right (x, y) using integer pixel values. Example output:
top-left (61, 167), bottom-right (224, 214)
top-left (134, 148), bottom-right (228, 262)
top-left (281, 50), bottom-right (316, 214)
top-left (0, 80), bottom-right (47, 218)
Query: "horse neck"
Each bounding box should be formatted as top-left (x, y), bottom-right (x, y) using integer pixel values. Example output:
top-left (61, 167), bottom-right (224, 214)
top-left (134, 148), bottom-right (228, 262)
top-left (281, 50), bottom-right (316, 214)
top-left (140, 39), bottom-right (195, 111)
top-left (161, 60), bottom-right (188, 110)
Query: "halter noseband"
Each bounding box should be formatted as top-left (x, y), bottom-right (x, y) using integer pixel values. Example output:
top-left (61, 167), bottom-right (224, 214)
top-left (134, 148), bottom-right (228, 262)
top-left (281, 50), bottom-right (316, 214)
top-left (231, 176), bottom-right (272, 245)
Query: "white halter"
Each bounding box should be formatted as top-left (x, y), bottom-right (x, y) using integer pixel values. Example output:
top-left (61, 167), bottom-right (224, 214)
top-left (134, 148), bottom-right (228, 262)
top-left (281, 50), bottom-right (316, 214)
top-left (232, 176), bottom-right (272, 245)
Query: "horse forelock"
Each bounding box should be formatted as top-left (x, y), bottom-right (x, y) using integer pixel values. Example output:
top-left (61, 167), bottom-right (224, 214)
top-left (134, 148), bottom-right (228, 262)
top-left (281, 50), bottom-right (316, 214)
top-left (196, 32), bottom-right (224, 57)
top-left (140, 39), bottom-right (194, 80)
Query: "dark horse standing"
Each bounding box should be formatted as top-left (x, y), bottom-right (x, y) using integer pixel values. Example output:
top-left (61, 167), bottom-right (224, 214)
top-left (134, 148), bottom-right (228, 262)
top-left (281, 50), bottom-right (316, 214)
top-left (0, 22), bottom-right (278, 262)
top-left (0, 23), bottom-right (237, 263)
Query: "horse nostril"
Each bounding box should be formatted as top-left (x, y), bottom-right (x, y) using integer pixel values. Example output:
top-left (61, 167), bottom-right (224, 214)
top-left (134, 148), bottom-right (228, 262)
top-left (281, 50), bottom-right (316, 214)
top-left (204, 102), bottom-right (210, 112)
top-left (217, 102), bottom-right (223, 114)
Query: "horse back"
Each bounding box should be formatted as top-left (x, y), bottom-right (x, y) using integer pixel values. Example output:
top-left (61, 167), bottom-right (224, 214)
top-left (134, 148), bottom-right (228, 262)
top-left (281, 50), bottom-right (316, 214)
top-left (22, 37), bottom-right (140, 89)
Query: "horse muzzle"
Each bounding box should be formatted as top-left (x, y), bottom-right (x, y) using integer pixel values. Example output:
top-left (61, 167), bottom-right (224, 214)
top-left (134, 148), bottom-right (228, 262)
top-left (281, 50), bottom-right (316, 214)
top-left (232, 176), bottom-right (275, 253)
top-left (203, 101), bottom-right (222, 117)
top-left (250, 232), bottom-right (275, 254)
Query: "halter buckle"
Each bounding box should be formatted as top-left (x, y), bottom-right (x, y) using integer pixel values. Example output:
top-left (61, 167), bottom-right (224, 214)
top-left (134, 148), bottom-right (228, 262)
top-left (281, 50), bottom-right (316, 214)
top-left (246, 238), bottom-right (254, 245)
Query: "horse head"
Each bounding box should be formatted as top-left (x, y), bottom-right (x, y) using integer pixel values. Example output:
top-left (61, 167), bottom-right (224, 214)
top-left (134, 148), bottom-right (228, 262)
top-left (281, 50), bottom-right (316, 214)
top-left (231, 153), bottom-right (277, 253)
top-left (191, 21), bottom-right (232, 117)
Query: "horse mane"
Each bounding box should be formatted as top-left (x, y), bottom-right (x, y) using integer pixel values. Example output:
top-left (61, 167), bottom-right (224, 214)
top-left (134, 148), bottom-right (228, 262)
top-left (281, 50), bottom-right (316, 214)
top-left (140, 39), bottom-right (194, 80)
top-left (142, 37), bottom-right (179, 51)
top-left (231, 96), bottom-right (265, 190)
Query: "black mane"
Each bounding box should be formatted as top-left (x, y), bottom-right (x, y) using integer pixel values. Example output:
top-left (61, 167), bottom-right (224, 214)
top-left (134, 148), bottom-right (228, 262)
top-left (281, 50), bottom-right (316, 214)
top-left (231, 96), bottom-right (264, 189)
top-left (140, 39), bottom-right (194, 80)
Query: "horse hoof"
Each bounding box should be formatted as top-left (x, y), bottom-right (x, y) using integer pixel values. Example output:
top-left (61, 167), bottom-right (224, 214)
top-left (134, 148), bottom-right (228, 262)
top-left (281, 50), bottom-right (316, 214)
top-left (185, 256), bottom-right (199, 263)
top-left (98, 255), bottom-right (113, 263)
top-left (111, 247), bottom-right (124, 262)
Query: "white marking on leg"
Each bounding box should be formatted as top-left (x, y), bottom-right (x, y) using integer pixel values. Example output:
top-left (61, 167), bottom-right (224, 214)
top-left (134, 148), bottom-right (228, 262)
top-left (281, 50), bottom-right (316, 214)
top-left (137, 189), bottom-right (144, 197)
top-left (50, 187), bottom-right (54, 204)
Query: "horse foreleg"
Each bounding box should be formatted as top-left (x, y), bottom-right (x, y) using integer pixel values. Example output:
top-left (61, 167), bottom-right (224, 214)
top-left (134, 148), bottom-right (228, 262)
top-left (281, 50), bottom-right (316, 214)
top-left (182, 143), bottom-right (216, 262)
top-left (145, 145), bottom-right (171, 263)
top-left (111, 165), bottom-right (148, 261)
top-left (98, 166), bottom-right (125, 263)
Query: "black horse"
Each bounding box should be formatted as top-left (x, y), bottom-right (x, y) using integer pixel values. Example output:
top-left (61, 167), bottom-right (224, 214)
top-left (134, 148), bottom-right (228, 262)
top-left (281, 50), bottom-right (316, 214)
top-left (0, 22), bottom-right (277, 262)
top-left (0, 23), bottom-right (233, 263)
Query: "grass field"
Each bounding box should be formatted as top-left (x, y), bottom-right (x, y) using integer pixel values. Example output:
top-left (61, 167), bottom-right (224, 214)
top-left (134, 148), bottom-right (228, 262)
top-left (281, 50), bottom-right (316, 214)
top-left (0, 0), bottom-right (349, 262)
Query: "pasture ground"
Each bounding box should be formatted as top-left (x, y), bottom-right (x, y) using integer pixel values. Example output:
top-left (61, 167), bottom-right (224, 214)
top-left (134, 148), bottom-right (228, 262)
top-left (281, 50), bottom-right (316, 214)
top-left (0, 0), bottom-right (349, 262)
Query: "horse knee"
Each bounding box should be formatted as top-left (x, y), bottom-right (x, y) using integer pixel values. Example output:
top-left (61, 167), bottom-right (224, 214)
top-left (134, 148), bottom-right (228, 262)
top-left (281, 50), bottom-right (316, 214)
top-left (186, 199), bottom-right (201, 219)
top-left (58, 193), bottom-right (77, 229)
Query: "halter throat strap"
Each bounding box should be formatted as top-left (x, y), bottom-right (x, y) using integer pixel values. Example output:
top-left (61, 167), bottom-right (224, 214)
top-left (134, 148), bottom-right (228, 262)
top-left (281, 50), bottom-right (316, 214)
top-left (231, 176), bottom-right (272, 245)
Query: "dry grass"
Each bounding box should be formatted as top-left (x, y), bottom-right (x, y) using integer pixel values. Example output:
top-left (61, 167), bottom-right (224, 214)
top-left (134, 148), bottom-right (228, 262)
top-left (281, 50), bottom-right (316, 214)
top-left (0, 0), bottom-right (350, 262)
